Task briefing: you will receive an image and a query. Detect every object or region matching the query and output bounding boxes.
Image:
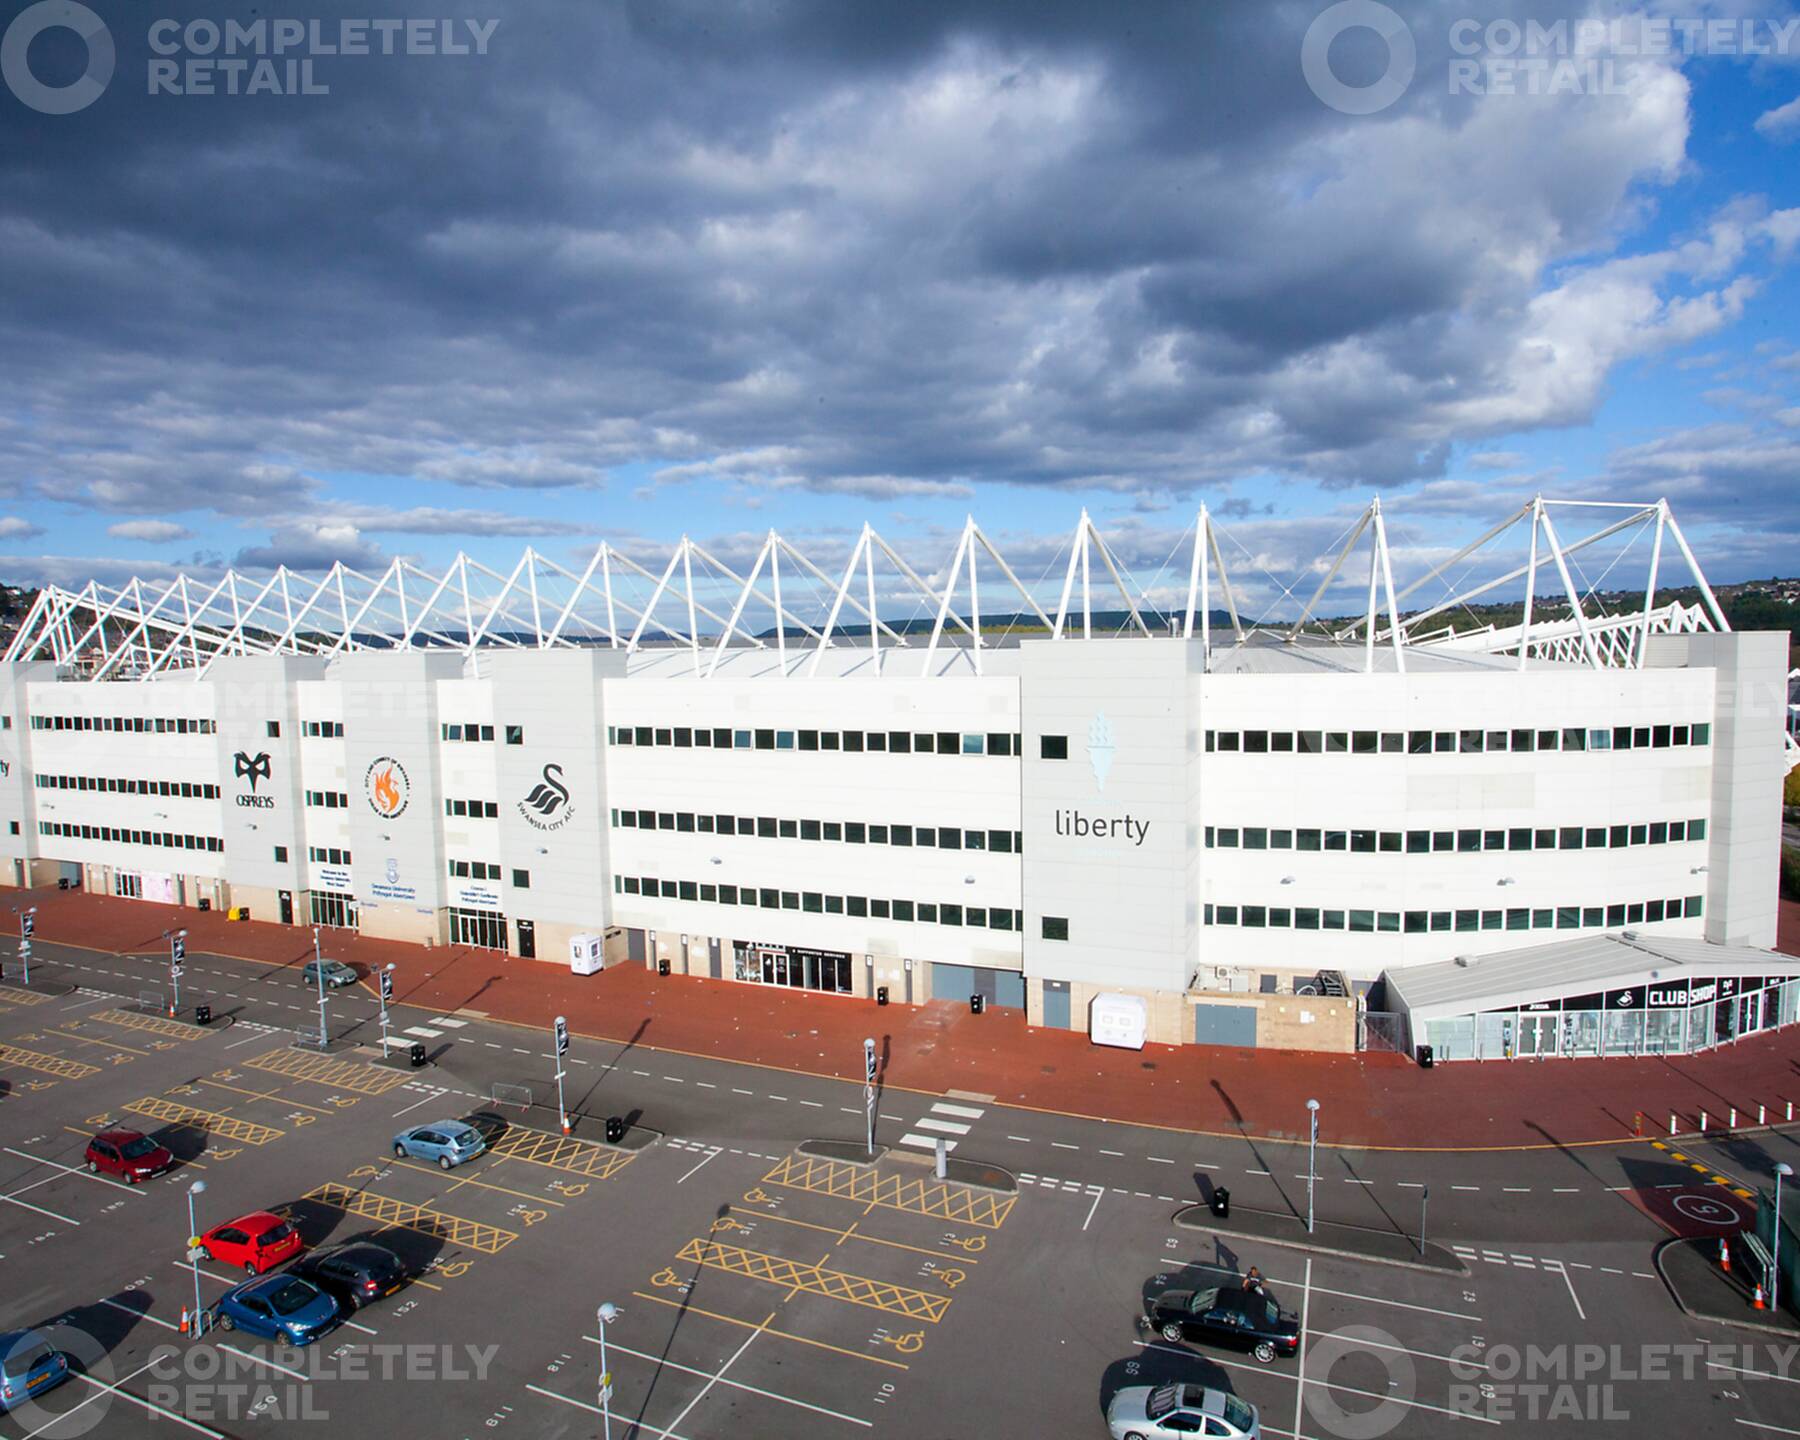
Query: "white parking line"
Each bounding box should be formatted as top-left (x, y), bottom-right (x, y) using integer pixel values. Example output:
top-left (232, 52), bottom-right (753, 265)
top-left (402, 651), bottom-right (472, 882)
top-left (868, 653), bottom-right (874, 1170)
top-left (526, 1385), bottom-right (689, 1438)
top-left (224, 1032), bottom-right (266, 1049)
top-left (98, 1296), bottom-right (181, 1331)
top-left (42, 1362), bottom-right (225, 1440)
top-left (1292, 1257), bottom-right (1312, 1440)
top-left (663, 1325), bottom-right (764, 1437)
top-left (591, 1337), bottom-right (872, 1427)
top-left (215, 1342), bottom-right (310, 1381)
top-left (677, 1148), bottom-right (722, 1184)
top-left (2, 1145), bottom-right (142, 1195)
top-left (1737, 1422), bottom-right (1800, 1436)
top-left (1545, 1258), bottom-right (1585, 1320)
top-left (1082, 1190), bottom-right (1103, 1231)
top-left (392, 1093), bottom-right (437, 1118)
top-left (0, 1190), bottom-right (78, 1224)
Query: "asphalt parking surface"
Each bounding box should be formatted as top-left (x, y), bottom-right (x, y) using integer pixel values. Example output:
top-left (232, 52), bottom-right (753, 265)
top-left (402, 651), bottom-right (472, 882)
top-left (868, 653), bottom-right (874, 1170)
top-left (4, 941), bottom-right (1800, 1438)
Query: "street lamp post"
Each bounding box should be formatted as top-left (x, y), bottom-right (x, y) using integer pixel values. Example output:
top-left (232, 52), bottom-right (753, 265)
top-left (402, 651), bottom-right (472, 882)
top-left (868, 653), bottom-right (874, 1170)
top-left (378, 963), bottom-right (395, 1052)
top-left (1306, 1098), bottom-right (1321, 1235)
top-left (863, 1037), bottom-right (877, 1155)
top-left (15, 905), bottom-right (36, 986)
top-left (596, 1301), bottom-right (617, 1440)
top-left (1776, 1163), bottom-right (1794, 1314)
top-left (166, 928), bottom-right (187, 1017)
top-left (553, 1015), bottom-right (570, 1134)
top-left (312, 927), bottom-right (328, 1047)
top-left (187, 1179), bottom-right (208, 1334)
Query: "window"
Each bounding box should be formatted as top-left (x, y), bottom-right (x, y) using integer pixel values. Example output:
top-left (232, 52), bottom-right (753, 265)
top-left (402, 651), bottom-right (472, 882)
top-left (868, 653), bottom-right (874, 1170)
top-left (505, 725), bottom-right (524, 745)
top-left (1040, 735), bottom-right (1069, 760)
top-left (266, 720), bottom-right (281, 738)
top-left (273, 845), bottom-right (288, 862)
top-left (1042, 916), bottom-right (1069, 941)
top-left (512, 869), bottom-right (530, 888)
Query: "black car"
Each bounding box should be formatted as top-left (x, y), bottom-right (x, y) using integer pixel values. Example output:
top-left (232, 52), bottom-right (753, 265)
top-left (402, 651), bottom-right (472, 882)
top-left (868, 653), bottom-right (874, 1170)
top-left (289, 1242), bottom-right (408, 1310)
top-left (1144, 1285), bottom-right (1300, 1364)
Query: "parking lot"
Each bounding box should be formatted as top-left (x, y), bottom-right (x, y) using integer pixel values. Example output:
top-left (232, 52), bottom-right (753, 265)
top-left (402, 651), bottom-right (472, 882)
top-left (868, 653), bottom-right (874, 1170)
top-left (6, 964), bottom-right (1800, 1440)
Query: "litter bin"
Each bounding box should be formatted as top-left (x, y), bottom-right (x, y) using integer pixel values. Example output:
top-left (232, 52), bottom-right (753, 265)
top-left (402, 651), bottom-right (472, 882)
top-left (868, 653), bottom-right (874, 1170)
top-left (198, 898), bottom-right (211, 911)
top-left (195, 1004), bottom-right (212, 1026)
top-left (408, 1041), bottom-right (427, 1068)
top-left (57, 878), bottom-right (69, 891)
top-left (876, 986), bottom-right (889, 1006)
top-left (605, 1116), bottom-right (625, 1144)
top-left (1209, 1187), bottom-right (1230, 1219)
top-left (970, 993), bottom-right (985, 1015)
top-left (657, 958), bottom-right (671, 976)
top-left (1416, 1044), bottom-right (1434, 1069)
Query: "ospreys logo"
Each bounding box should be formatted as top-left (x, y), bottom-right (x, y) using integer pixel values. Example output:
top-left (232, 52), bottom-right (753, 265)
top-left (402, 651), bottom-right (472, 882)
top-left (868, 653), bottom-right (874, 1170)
top-left (233, 750), bottom-right (274, 808)
top-left (519, 762), bottom-right (572, 831)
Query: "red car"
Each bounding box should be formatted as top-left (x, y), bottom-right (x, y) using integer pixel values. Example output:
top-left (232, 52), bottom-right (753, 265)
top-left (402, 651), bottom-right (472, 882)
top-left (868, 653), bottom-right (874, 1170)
top-left (83, 1130), bottom-right (174, 1184)
top-left (195, 1212), bottom-right (304, 1276)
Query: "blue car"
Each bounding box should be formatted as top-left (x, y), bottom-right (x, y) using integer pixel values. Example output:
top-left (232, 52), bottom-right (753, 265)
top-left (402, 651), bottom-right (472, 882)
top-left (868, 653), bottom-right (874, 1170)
top-left (0, 1331), bottom-right (69, 1413)
top-left (214, 1275), bottom-right (341, 1346)
top-left (392, 1120), bottom-right (486, 1170)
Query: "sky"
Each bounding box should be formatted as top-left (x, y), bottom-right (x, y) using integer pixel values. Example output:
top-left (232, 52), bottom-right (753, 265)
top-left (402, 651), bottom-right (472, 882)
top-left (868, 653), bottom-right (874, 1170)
top-left (1, 0), bottom-right (1798, 629)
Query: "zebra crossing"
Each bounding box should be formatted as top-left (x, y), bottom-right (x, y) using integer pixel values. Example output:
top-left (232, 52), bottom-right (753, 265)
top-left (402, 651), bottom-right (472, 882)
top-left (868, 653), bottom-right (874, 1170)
top-left (399, 1015), bottom-right (470, 1041)
top-left (898, 1096), bottom-right (988, 1154)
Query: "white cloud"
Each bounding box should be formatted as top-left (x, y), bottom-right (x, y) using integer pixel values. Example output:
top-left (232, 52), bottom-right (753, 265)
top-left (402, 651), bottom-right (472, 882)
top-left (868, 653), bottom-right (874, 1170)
top-left (0, 516), bottom-right (44, 539)
top-left (1755, 96), bottom-right (1800, 142)
top-left (107, 520), bottom-right (193, 542)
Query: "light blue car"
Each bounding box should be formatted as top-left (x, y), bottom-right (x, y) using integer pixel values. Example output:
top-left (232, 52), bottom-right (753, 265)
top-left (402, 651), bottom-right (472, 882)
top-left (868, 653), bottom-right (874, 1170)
top-left (0, 1330), bottom-right (69, 1413)
top-left (392, 1120), bottom-right (486, 1169)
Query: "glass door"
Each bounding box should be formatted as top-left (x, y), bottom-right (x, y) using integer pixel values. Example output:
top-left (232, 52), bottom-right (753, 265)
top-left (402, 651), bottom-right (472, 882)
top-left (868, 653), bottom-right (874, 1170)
top-left (1518, 1014), bottom-right (1557, 1057)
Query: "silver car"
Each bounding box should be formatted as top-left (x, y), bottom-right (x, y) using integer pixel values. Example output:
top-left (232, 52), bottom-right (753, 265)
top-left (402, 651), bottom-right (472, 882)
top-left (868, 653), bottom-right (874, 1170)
top-left (1106, 1382), bottom-right (1260, 1439)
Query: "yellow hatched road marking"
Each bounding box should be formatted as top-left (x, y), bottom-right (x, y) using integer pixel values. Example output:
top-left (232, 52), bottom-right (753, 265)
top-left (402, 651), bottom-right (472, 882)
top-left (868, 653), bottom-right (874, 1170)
top-left (90, 1008), bottom-right (204, 1040)
top-left (122, 1096), bottom-right (284, 1145)
top-left (485, 1127), bottom-right (636, 1180)
top-left (760, 1154), bottom-right (1015, 1230)
top-left (751, 1209), bottom-right (980, 1264)
top-left (0, 986), bottom-right (52, 1007)
top-left (0, 1043), bottom-right (100, 1080)
top-left (674, 1237), bottom-right (951, 1323)
top-left (304, 1182), bottom-right (517, 1254)
top-left (241, 1047), bottom-right (410, 1096)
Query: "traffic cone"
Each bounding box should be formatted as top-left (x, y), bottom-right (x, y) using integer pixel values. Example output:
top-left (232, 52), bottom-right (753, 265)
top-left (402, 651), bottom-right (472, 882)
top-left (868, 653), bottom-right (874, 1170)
top-left (179, 1306), bottom-right (189, 1335)
top-left (1720, 1238), bottom-right (1732, 1273)
top-left (1754, 1284), bottom-right (1768, 1311)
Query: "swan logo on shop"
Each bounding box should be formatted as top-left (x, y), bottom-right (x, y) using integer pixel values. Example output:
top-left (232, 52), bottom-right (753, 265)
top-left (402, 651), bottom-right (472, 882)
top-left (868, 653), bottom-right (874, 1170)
top-left (1, 1), bottom-right (115, 116)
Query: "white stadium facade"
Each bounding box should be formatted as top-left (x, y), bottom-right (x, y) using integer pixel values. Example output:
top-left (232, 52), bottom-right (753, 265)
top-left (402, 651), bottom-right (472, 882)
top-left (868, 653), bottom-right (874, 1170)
top-left (2, 497), bottom-right (1796, 1061)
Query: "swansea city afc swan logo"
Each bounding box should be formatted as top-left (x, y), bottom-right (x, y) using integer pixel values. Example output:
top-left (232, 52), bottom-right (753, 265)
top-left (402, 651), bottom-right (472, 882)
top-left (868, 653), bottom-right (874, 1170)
top-left (519, 762), bottom-right (573, 831)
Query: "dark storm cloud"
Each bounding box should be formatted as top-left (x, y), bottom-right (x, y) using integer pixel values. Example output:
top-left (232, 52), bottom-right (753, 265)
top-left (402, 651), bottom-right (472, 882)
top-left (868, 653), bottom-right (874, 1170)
top-left (0, 0), bottom-right (1787, 537)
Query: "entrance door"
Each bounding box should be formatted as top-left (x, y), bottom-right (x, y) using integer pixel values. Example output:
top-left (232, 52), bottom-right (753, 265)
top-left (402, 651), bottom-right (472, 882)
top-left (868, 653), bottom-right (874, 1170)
top-left (517, 919), bottom-right (536, 959)
top-left (279, 891), bottom-right (294, 925)
top-left (1517, 1013), bottom-right (1556, 1058)
top-left (709, 939), bottom-right (721, 980)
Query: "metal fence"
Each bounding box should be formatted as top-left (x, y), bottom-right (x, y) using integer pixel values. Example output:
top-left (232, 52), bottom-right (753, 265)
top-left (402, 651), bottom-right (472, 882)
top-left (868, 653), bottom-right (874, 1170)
top-left (137, 988), bottom-right (164, 1012)
top-left (490, 1082), bottom-right (532, 1111)
top-left (1360, 1011), bottom-right (1412, 1056)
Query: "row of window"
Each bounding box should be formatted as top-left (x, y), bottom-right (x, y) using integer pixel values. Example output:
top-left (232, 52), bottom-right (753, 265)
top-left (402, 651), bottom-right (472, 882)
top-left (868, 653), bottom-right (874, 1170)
top-left (31, 714), bottom-right (218, 734)
top-left (448, 798), bottom-right (501, 819)
top-left (614, 872), bottom-right (1024, 931)
top-left (308, 845), bottom-right (352, 865)
top-left (39, 820), bottom-right (222, 852)
top-left (34, 774), bottom-right (221, 800)
top-left (1204, 723), bottom-right (1710, 755)
top-left (446, 858), bottom-right (532, 888)
top-left (1203, 894), bottom-right (1704, 932)
top-left (1205, 818), bottom-right (1707, 854)
top-left (441, 723), bottom-right (526, 744)
top-left (612, 808), bottom-right (1023, 853)
top-left (304, 790), bottom-right (350, 809)
top-left (609, 725), bottom-right (1022, 757)
top-left (302, 720), bottom-right (344, 738)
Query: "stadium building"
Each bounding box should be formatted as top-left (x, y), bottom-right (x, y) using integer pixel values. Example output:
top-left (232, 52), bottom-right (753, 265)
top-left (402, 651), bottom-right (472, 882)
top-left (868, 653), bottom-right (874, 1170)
top-left (1, 498), bottom-right (1794, 1059)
